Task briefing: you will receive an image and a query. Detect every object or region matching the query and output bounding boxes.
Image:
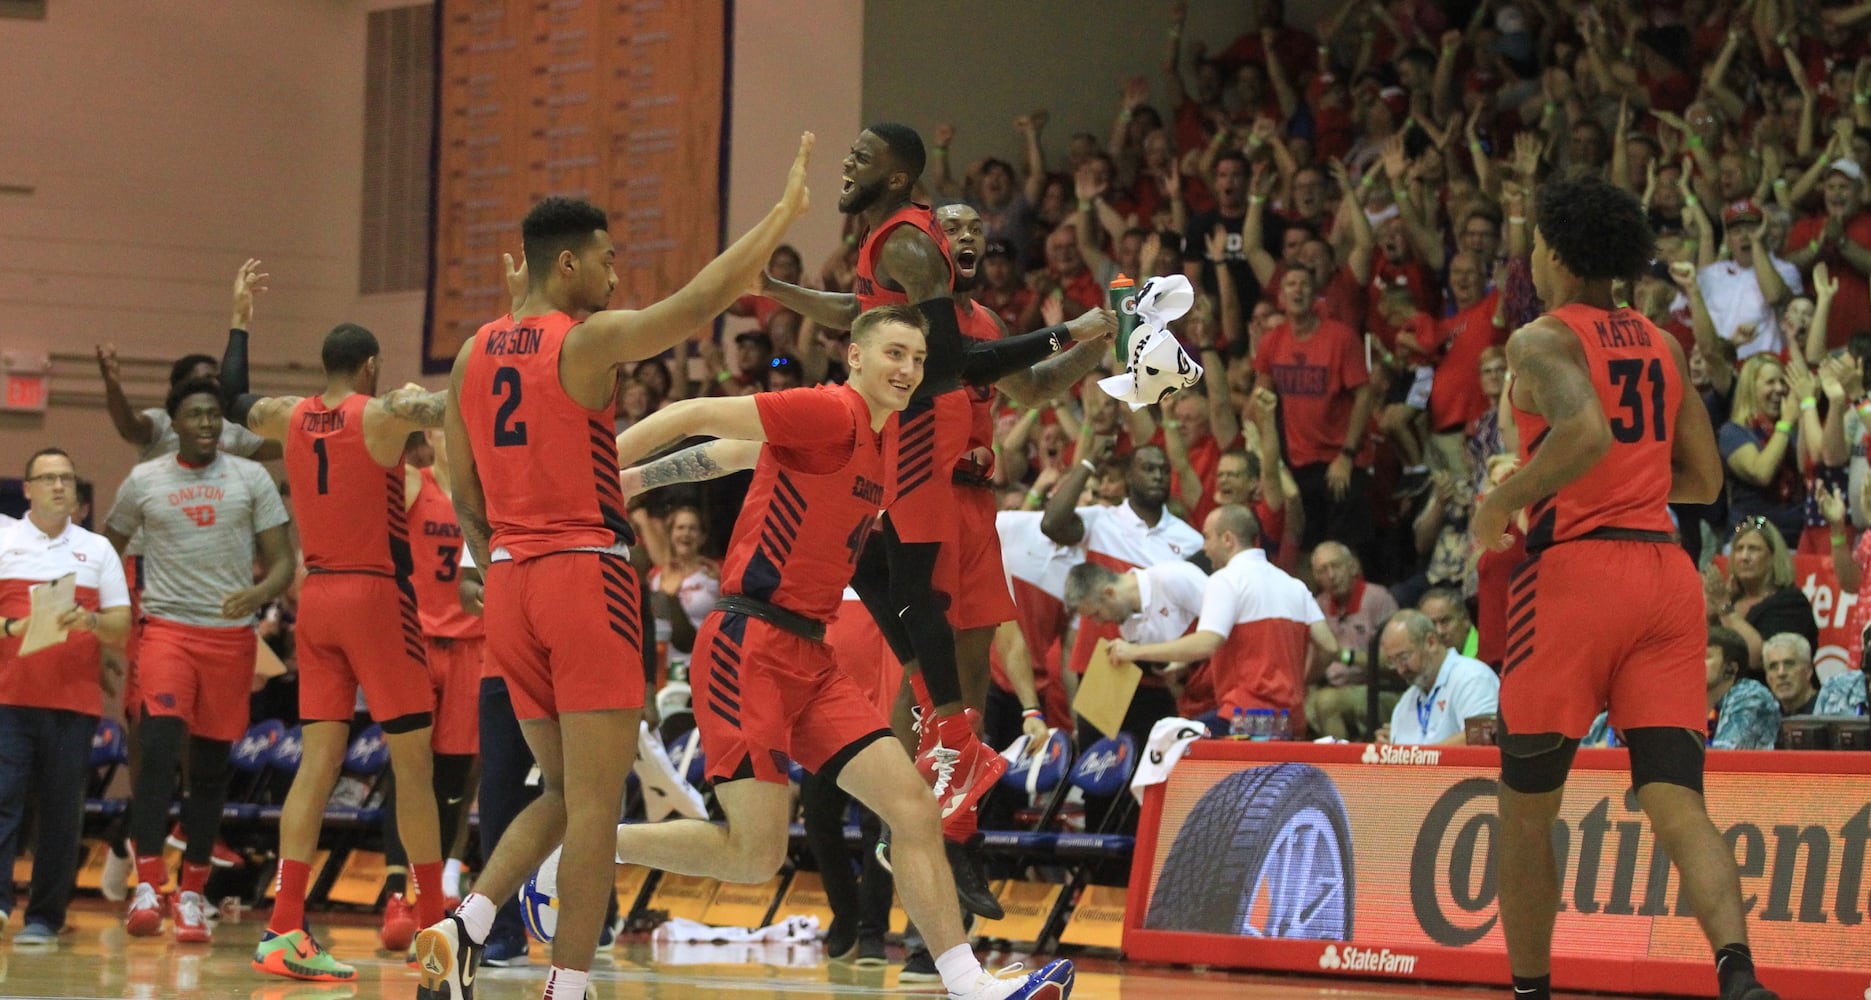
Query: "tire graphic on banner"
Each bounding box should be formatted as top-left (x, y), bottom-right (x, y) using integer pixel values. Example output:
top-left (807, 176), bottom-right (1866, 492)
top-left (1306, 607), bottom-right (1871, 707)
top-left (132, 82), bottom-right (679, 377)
top-left (1144, 762), bottom-right (1354, 939)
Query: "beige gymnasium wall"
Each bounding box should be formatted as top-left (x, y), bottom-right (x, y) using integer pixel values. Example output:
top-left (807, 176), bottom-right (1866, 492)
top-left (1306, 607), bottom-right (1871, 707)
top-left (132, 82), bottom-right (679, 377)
top-left (0, 0), bottom-right (863, 512)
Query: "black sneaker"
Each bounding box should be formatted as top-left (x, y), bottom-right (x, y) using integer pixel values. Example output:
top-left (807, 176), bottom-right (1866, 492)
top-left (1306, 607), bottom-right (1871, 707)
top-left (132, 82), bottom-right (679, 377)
top-left (946, 840), bottom-right (1006, 921)
top-left (480, 935), bottom-right (529, 968)
top-left (822, 919), bottom-right (857, 963)
top-left (854, 932), bottom-right (887, 968)
top-left (414, 914), bottom-right (481, 1000)
top-left (899, 947), bottom-right (940, 983)
top-left (1718, 979), bottom-right (1778, 1000)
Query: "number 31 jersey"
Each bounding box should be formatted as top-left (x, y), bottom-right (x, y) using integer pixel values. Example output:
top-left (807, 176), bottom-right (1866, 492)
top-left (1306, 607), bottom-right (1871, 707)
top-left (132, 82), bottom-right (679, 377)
top-left (1510, 304), bottom-right (1682, 550)
top-left (460, 310), bottom-right (634, 562)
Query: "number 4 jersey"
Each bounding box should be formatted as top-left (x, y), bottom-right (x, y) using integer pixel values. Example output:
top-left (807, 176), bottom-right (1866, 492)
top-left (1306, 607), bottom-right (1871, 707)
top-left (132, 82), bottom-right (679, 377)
top-left (461, 311), bottom-right (634, 562)
top-left (1510, 304), bottom-right (1683, 549)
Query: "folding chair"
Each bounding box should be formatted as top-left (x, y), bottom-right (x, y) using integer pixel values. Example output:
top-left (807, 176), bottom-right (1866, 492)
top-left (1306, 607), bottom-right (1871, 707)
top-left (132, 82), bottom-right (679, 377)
top-left (83, 717), bottom-right (130, 826)
top-left (975, 728), bottom-right (1073, 865)
top-left (1035, 732), bottom-right (1138, 948)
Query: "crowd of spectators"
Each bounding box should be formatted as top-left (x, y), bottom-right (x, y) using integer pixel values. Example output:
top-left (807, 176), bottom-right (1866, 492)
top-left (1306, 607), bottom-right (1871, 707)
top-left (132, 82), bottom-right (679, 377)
top-left (624, 0), bottom-right (1871, 756)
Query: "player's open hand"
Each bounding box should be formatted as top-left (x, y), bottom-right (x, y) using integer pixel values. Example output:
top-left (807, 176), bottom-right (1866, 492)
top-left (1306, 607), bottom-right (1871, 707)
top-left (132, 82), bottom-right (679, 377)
top-left (1021, 714), bottom-right (1050, 752)
top-left (779, 131), bottom-right (814, 220)
top-left (95, 344), bottom-right (121, 383)
top-left (502, 252), bottom-right (529, 314)
top-left (232, 259), bottom-right (268, 329)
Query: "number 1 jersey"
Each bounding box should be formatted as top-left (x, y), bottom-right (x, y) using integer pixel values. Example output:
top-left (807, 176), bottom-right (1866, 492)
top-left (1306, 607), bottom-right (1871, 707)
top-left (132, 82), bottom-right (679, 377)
top-left (286, 393), bottom-right (409, 577)
top-left (460, 311), bottom-right (634, 561)
top-left (1510, 304), bottom-right (1682, 549)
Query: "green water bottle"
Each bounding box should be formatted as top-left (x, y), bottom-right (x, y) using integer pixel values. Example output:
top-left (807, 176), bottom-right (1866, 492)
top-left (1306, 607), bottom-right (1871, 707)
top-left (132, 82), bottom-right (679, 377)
top-left (1109, 273), bottom-right (1141, 362)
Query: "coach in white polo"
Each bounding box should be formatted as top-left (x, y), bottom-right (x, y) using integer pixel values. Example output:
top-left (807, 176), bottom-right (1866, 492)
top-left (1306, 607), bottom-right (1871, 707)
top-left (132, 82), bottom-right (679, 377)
top-left (0, 447), bottom-right (132, 943)
top-left (1375, 609), bottom-right (1499, 746)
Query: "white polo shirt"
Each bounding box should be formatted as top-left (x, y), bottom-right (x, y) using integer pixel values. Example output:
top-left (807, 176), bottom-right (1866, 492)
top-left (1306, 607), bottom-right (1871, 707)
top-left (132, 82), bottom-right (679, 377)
top-left (1695, 256), bottom-right (1802, 361)
top-left (1068, 500), bottom-right (1203, 672)
top-left (0, 516), bottom-right (131, 716)
top-left (1195, 548), bottom-right (1323, 716)
top-left (1119, 560), bottom-right (1209, 646)
top-left (1387, 649), bottom-right (1500, 746)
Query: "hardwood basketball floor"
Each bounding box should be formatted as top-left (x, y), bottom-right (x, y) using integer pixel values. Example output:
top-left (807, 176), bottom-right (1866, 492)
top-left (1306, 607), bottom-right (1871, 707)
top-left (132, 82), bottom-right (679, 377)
top-left (0, 904), bottom-right (1596, 999)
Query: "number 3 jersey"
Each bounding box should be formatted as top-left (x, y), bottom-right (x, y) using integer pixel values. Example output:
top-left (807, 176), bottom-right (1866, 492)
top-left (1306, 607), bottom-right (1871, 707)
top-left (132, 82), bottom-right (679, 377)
top-left (286, 393), bottom-right (410, 577)
top-left (407, 466), bottom-right (482, 639)
top-left (1510, 304), bottom-right (1682, 550)
top-left (461, 310), bottom-right (634, 562)
top-left (719, 383), bottom-right (893, 622)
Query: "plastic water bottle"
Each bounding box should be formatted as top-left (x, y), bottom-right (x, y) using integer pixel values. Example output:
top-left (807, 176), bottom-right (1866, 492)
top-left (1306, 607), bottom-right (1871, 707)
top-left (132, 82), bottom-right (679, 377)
top-left (1249, 708), bottom-right (1274, 741)
top-left (1229, 706), bottom-right (1249, 738)
top-left (1276, 708), bottom-right (1291, 740)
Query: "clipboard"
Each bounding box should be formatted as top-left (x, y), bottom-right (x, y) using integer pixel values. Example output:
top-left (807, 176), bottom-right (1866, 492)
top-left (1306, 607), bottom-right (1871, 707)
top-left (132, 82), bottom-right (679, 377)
top-left (20, 572), bottom-right (77, 656)
top-left (1073, 638), bottom-right (1142, 739)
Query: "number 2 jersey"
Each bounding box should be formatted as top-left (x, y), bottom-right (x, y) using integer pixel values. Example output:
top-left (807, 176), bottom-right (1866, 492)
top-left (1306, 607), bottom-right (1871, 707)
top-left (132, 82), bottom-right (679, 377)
top-left (719, 383), bottom-right (893, 622)
top-left (1510, 303), bottom-right (1681, 549)
top-left (460, 310), bottom-right (634, 561)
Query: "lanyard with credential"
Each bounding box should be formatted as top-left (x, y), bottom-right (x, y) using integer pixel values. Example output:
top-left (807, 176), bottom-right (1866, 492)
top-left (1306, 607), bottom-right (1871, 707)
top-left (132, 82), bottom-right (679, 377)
top-left (1415, 680), bottom-right (1445, 733)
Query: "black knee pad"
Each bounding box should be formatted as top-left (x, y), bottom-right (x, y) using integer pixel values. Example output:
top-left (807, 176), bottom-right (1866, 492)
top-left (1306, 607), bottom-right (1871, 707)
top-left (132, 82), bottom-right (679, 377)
top-left (380, 711), bottom-right (433, 736)
top-left (1497, 731), bottom-right (1580, 794)
top-left (1623, 726), bottom-right (1706, 794)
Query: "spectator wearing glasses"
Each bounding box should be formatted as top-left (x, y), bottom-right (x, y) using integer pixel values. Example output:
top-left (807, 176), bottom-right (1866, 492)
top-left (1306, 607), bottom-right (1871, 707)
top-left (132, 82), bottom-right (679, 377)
top-left (1719, 354), bottom-right (1820, 546)
top-left (1704, 518), bottom-right (1817, 668)
top-left (1373, 609), bottom-right (1498, 746)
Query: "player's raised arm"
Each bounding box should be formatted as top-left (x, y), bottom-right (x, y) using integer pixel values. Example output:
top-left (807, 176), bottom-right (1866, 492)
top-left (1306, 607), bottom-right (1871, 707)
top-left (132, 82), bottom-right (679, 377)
top-left (570, 133), bottom-right (815, 369)
top-left (613, 396), bottom-right (769, 468)
top-left (619, 438), bottom-right (764, 499)
top-left (1472, 318), bottom-right (1611, 549)
top-left (757, 272), bottom-right (861, 330)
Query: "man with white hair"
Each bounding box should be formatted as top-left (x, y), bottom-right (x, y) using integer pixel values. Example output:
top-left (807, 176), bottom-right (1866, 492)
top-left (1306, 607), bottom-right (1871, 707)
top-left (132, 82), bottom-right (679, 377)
top-left (1305, 541), bottom-right (1400, 740)
top-left (1374, 609), bottom-right (1500, 746)
top-left (1761, 633), bottom-right (1821, 717)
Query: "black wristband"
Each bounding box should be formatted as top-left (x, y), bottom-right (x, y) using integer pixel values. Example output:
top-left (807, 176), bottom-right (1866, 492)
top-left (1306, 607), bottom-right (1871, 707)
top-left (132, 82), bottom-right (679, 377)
top-left (1340, 446), bottom-right (1358, 459)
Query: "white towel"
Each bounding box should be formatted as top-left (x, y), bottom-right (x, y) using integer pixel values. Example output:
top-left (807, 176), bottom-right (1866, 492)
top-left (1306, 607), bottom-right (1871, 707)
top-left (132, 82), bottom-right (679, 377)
top-left (1100, 274), bottom-right (1204, 409)
top-left (1129, 716), bottom-right (1211, 803)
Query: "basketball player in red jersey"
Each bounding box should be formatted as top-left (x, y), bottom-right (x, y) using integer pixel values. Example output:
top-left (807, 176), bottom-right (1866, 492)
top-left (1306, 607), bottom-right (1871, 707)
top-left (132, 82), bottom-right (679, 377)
top-left (1472, 178), bottom-right (1774, 1000)
top-left (610, 305), bottom-right (1075, 1000)
top-left (233, 323), bottom-right (451, 980)
top-left (756, 126), bottom-right (1113, 845)
top-left (414, 135), bottom-right (814, 1000)
top-left (372, 427), bottom-right (482, 952)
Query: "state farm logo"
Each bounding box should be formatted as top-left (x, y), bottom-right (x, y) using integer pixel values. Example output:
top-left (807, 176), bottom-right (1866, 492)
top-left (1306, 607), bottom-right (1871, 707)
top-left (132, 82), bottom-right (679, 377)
top-left (1319, 944), bottom-right (1417, 974)
top-left (1362, 743), bottom-right (1441, 766)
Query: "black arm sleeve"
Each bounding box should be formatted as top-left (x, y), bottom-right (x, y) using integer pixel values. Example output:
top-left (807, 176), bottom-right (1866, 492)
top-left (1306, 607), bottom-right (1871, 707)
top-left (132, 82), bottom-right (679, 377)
top-left (961, 324), bottom-right (1068, 386)
top-left (226, 392), bottom-right (264, 428)
top-left (220, 328), bottom-right (250, 400)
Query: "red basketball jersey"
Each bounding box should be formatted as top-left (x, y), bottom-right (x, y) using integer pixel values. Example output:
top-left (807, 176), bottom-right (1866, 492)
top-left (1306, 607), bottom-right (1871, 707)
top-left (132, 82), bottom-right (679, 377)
top-left (460, 311), bottom-right (633, 561)
top-left (719, 384), bottom-right (890, 620)
top-left (407, 467), bottom-right (482, 639)
top-left (1510, 304), bottom-right (1681, 549)
top-left (286, 393), bottom-right (409, 576)
top-left (854, 203), bottom-right (954, 310)
top-left (958, 298), bottom-right (1002, 452)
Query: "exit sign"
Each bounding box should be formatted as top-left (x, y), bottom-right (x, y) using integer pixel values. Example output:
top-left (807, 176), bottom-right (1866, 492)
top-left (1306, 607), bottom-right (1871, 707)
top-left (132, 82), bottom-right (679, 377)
top-left (2, 371), bottom-right (47, 412)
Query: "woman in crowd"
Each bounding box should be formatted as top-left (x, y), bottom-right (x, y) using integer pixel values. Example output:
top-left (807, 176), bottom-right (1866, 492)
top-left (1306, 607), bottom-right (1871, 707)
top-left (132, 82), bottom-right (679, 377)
top-left (1706, 518), bottom-right (1817, 668)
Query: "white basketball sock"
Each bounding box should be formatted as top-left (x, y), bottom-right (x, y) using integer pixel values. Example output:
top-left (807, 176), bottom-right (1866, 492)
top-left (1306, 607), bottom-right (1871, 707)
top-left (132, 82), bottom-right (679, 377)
top-left (935, 943), bottom-right (985, 995)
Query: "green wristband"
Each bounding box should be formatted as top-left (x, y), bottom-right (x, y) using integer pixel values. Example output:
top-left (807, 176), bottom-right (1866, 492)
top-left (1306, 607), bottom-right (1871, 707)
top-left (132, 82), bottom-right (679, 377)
top-left (1775, 419), bottom-right (1794, 434)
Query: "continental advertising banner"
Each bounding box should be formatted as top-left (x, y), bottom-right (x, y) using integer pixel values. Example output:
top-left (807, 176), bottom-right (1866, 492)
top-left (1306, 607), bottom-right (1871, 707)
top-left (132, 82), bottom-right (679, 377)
top-left (425, 0), bottom-right (728, 372)
top-left (1125, 742), bottom-right (1871, 1000)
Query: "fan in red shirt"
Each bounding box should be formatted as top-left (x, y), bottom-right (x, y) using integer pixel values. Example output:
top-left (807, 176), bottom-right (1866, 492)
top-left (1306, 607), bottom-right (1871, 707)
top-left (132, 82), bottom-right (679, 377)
top-left (413, 137), bottom-right (814, 1000)
top-left (1471, 176), bottom-right (1771, 1000)
top-left (1253, 267), bottom-right (1376, 553)
top-left (1784, 159), bottom-right (1871, 351)
top-left (610, 305), bottom-right (1077, 1000)
top-left (1428, 251), bottom-right (1508, 461)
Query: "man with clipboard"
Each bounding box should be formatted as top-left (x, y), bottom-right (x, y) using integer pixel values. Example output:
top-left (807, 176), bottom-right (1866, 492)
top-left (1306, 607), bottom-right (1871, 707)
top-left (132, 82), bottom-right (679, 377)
top-left (0, 447), bottom-right (131, 943)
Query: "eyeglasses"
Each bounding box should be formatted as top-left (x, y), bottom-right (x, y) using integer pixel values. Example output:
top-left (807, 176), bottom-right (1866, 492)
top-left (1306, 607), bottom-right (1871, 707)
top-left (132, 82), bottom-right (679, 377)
top-left (28, 473), bottom-right (77, 486)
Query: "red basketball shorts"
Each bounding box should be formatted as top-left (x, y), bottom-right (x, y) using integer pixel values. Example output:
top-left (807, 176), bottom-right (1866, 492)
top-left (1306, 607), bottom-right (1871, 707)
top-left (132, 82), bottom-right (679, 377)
top-left (885, 391), bottom-right (972, 546)
top-left (693, 610), bottom-right (892, 786)
top-left (484, 551), bottom-right (644, 721)
top-left (136, 618), bottom-right (254, 743)
top-left (824, 598), bottom-right (904, 716)
top-left (949, 485), bottom-right (1017, 631)
top-left (297, 573), bottom-right (434, 726)
top-left (426, 634), bottom-right (485, 756)
top-left (1499, 539), bottom-right (1707, 740)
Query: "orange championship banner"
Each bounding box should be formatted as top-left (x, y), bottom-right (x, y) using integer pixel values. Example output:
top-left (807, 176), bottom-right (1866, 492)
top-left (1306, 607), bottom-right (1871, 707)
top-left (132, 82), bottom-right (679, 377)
top-left (426, 0), bottom-right (729, 372)
top-left (1126, 741), bottom-right (1871, 1000)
